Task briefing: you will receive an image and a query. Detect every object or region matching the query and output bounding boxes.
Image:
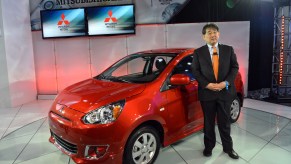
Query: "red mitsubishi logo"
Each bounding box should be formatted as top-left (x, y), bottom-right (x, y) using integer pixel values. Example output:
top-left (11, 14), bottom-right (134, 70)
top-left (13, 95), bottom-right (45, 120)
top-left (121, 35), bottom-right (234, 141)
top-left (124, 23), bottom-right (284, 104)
top-left (57, 13), bottom-right (70, 25)
top-left (104, 10), bottom-right (117, 23)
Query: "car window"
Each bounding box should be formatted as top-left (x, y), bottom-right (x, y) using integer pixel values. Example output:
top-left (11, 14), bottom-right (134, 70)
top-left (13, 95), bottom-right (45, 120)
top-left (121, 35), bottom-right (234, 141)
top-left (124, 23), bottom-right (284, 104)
top-left (112, 57), bottom-right (146, 77)
top-left (96, 53), bottom-right (175, 83)
top-left (153, 56), bottom-right (172, 72)
top-left (160, 55), bottom-right (195, 92)
top-left (172, 55), bottom-right (195, 80)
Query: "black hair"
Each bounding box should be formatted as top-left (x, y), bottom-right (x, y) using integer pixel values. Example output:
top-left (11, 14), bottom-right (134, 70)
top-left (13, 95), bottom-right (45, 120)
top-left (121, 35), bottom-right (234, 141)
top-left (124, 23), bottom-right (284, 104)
top-left (202, 23), bottom-right (219, 35)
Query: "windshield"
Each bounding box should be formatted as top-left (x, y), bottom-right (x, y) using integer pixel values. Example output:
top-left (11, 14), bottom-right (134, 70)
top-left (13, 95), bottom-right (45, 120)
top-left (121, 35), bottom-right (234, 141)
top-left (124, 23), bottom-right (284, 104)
top-left (95, 53), bottom-right (176, 83)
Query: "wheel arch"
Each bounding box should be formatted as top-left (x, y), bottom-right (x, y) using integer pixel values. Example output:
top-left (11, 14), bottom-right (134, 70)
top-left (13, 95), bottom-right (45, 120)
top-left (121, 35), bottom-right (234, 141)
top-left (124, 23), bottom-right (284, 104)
top-left (236, 92), bottom-right (244, 107)
top-left (127, 120), bottom-right (165, 147)
top-left (122, 120), bottom-right (164, 164)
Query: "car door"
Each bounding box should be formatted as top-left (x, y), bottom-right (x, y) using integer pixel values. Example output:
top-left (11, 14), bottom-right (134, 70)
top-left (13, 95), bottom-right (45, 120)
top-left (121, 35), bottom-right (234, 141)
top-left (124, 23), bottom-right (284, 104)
top-left (162, 55), bottom-right (203, 138)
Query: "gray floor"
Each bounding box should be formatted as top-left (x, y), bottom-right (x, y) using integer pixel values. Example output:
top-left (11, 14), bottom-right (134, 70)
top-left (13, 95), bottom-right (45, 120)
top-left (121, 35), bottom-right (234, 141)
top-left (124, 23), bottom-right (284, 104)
top-left (0, 98), bottom-right (291, 164)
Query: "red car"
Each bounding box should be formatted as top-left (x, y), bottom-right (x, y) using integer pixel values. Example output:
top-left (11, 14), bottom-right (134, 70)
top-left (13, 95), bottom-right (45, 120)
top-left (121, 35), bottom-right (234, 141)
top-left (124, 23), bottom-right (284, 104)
top-left (48, 48), bottom-right (244, 164)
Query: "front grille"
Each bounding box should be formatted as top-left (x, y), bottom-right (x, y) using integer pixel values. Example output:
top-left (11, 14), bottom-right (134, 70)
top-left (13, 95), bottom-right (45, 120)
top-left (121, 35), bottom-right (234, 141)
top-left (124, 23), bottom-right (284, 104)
top-left (53, 133), bottom-right (78, 154)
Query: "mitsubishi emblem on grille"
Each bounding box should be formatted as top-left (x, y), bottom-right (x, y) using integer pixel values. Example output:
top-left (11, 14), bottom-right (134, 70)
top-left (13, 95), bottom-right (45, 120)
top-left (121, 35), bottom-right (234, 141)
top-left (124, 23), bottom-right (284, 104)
top-left (56, 104), bottom-right (65, 113)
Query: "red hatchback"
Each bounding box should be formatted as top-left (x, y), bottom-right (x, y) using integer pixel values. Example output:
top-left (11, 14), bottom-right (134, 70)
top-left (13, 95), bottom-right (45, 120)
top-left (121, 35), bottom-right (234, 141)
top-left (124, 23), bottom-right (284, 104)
top-left (48, 48), bottom-right (244, 164)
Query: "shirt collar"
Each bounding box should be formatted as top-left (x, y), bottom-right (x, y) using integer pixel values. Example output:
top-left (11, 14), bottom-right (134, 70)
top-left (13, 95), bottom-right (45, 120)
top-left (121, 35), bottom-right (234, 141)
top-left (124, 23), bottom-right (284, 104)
top-left (207, 43), bottom-right (218, 49)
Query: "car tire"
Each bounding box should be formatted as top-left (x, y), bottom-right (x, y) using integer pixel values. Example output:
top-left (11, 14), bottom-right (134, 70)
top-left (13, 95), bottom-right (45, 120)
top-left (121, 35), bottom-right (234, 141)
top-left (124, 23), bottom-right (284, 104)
top-left (230, 96), bottom-right (241, 123)
top-left (123, 126), bottom-right (161, 164)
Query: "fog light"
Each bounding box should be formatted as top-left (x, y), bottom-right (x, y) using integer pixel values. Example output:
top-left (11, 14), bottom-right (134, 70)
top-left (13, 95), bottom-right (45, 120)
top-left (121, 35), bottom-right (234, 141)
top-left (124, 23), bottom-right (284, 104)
top-left (85, 145), bottom-right (109, 159)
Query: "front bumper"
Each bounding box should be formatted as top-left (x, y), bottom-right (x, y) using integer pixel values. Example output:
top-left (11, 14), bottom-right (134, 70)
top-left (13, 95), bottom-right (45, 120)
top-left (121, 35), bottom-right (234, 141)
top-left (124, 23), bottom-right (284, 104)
top-left (48, 108), bottom-right (124, 164)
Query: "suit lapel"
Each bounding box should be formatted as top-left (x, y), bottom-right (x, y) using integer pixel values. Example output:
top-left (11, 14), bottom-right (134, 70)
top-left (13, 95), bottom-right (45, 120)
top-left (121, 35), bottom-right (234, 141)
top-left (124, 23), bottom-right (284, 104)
top-left (218, 44), bottom-right (225, 81)
top-left (201, 45), bottom-right (213, 67)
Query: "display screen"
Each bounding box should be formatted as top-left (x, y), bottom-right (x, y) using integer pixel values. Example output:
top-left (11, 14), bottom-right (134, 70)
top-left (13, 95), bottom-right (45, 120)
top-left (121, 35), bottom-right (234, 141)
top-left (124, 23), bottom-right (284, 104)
top-left (87, 4), bottom-right (135, 36)
top-left (41, 8), bottom-right (86, 39)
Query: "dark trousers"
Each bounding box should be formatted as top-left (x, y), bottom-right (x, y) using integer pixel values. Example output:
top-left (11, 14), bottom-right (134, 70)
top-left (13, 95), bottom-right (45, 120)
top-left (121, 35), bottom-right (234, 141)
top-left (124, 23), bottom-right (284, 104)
top-left (200, 100), bottom-right (233, 152)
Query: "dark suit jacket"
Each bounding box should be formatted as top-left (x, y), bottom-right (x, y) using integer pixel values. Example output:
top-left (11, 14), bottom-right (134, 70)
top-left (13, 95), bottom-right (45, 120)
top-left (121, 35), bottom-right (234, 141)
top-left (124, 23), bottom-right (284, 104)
top-left (192, 44), bottom-right (239, 101)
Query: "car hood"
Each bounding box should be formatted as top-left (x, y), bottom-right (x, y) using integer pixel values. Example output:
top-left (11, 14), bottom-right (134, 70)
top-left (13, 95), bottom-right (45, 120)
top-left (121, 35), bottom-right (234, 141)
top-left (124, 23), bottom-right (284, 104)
top-left (55, 79), bottom-right (145, 113)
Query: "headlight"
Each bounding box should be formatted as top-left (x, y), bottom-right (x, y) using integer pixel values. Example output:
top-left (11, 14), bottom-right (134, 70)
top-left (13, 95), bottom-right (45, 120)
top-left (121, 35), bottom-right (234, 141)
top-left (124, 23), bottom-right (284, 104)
top-left (83, 100), bottom-right (125, 124)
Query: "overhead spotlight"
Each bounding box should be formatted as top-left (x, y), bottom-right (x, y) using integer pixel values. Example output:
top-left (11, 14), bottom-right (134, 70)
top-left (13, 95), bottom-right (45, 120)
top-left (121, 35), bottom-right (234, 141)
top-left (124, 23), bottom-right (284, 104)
top-left (226, 0), bottom-right (240, 8)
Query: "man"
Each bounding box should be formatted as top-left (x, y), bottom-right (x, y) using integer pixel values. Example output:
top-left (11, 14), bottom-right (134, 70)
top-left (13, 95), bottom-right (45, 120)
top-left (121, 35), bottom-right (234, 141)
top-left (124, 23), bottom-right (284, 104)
top-left (192, 23), bottom-right (239, 159)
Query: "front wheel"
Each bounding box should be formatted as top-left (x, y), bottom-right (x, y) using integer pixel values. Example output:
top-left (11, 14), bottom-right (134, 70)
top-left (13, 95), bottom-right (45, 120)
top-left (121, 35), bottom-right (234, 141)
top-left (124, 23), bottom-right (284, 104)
top-left (123, 126), bottom-right (160, 164)
top-left (230, 97), bottom-right (241, 123)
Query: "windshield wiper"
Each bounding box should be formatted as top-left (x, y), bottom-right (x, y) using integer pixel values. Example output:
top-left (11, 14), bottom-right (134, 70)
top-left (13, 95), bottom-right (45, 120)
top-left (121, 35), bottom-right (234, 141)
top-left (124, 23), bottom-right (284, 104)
top-left (95, 74), bottom-right (106, 80)
top-left (97, 76), bottom-right (131, 83)
top-left (107, 76), bottom-right (131, 83)
top-left (115, 77), bottom-right (131, 83)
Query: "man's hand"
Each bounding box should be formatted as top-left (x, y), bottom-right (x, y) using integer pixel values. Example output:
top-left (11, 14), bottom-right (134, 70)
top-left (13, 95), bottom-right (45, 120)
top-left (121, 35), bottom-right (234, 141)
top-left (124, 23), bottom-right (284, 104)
top-left (216, 82), bottom-right (226, 90)
top-left (206, 83), bottom-right (217, 91)
top-left (206, 82), bottom-right (226, 91)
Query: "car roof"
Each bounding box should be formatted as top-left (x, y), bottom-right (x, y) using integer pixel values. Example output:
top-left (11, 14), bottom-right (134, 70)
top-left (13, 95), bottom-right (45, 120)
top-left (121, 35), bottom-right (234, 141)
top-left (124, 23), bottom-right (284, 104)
top-left (136, 48), bottom-right (194, 54)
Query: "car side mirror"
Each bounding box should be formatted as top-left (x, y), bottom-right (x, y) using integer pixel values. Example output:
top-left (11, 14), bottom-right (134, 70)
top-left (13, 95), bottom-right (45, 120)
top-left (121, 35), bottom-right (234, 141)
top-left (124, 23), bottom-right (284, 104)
top-left (170, 74), bottom-right (190, 86)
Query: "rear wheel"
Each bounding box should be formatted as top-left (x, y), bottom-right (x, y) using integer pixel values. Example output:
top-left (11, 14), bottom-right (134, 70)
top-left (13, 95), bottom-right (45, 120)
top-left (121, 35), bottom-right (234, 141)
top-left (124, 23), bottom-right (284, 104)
top-left (230, 97), bottom-right (241, 123)
top-left (123, 126), bottom-right (160, 164)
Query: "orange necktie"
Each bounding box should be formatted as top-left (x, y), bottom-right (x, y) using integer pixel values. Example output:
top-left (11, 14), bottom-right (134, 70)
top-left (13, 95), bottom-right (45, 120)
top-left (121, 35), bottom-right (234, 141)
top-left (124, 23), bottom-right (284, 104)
top-left (212, 46), bottom-right (219, 80)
